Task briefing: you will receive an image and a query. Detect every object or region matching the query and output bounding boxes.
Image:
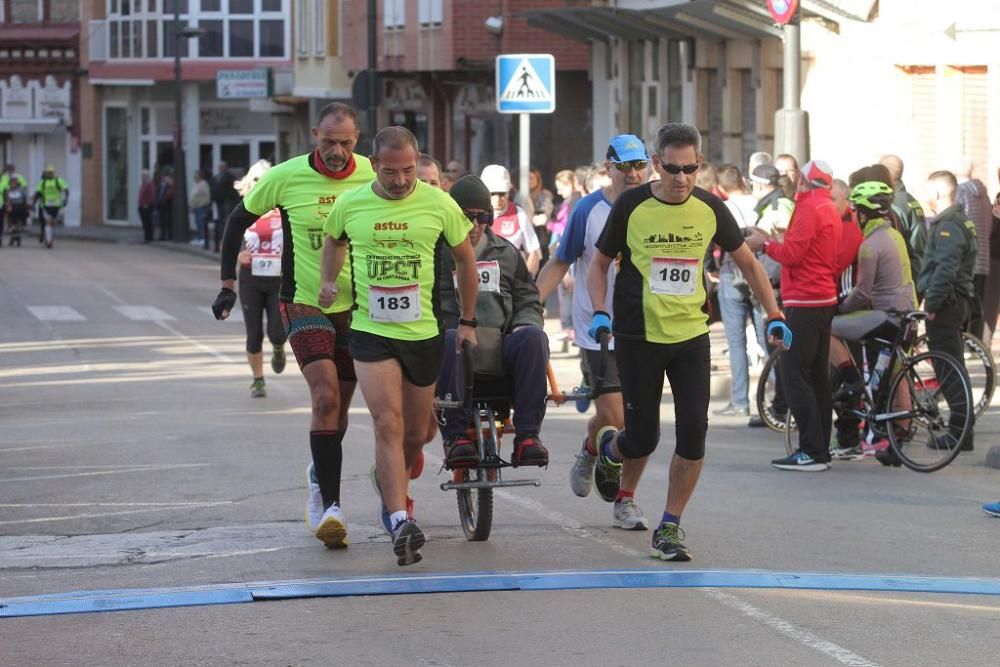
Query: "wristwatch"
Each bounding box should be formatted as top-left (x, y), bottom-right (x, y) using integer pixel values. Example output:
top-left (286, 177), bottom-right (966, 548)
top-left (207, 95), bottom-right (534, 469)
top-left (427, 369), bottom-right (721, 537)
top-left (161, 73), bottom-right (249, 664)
top-left (459, 317), bottom-right (478, 328)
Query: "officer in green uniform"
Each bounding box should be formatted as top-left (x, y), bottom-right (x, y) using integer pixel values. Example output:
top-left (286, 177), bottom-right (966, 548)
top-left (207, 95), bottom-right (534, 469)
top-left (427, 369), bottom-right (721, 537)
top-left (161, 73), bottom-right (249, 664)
top-left (33, 165), bottom-right (68, 248)
top-left (918, 170), bottom-right (977, 450)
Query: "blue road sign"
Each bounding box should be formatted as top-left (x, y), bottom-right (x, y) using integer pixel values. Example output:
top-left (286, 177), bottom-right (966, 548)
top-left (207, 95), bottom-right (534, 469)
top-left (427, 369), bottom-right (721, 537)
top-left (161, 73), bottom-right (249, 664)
top-left (496, 54), bottom-right (556, 114)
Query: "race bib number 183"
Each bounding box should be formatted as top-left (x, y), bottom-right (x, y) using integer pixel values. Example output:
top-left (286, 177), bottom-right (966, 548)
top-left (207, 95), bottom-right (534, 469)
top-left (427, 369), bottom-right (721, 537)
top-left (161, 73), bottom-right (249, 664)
top-left (369, 283), bottom-right (421, 322)
top-left (649, 257), bottom-right (698, 296)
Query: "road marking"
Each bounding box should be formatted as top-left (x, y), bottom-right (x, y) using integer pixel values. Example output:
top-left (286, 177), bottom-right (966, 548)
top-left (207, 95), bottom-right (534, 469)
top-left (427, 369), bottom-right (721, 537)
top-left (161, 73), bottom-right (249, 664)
top-left (114, 305), bottom-right (176, 321)
top-left (423, 450), bottom-right (880, 667)
top-left (701, 588), bottom-right (881, 667)
top-left (26, 306), bottom-right (85, 322)
top-left (155, 319), bottom-right (236, 364)
top-left (198, 306), bottom-right (244, 323)
top-left (0, 503), bottom-right (231, 526)
top-left (0, 502), bottom-right (234, 508)
top-left (0, 463), bottom-right (206, 484)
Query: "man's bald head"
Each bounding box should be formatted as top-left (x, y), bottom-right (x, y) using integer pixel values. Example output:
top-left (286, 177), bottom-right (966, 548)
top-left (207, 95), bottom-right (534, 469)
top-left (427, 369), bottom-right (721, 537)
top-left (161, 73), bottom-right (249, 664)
top-left (879, 154), bottom-right (903, 186)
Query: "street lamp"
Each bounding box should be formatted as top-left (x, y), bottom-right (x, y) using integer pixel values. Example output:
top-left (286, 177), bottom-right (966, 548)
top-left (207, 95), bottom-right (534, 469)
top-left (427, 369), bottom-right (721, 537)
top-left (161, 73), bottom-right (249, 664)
top-left (172, 8), bottom-right (203, 243)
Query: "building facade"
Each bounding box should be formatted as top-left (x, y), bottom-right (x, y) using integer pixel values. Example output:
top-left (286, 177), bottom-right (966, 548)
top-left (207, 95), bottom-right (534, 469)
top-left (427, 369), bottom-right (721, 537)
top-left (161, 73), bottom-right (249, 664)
top-left (80, 0), bottom-right (293, 226)
top-left (527, 0), bottom-right (1000, 202)
top-left (330, 0), bottom-right (593, 181)
top-left (0, 0), bottom-right (82, 225)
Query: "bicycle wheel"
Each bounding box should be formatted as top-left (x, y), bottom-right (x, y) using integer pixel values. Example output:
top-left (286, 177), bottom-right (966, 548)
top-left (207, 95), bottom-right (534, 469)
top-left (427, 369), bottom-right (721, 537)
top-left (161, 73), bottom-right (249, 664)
top-left (885, 350), bottom-right (974, 473)
top-left (456, 467), bottom-right (493, 541)
top-left (911, 332), bottom-right (994, 418)
top-left (755, 350), bottom-right (790, 433)
top-left (782, 408), bottom-right (797, 455)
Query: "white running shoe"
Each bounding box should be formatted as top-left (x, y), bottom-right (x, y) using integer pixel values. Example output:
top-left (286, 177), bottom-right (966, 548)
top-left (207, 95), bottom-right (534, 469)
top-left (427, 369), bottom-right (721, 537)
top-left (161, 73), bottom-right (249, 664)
top-left (305, 463), bottom-right (324, 533)
top-left (612, 497), bottom-right (649, 530)
top-left (315, 503), bottom-right (348, 549)
top-left (569, 436), bottom-right (597, 498)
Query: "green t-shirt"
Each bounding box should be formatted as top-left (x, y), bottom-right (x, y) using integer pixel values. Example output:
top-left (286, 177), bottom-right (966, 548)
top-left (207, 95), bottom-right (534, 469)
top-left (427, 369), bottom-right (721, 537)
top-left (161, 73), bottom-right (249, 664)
top-left (243, 153), bottom-right (374, 313)
top-left (325, 180), bottom-right (472, 340)
top-left (35, 177), bottom-right (67, 207)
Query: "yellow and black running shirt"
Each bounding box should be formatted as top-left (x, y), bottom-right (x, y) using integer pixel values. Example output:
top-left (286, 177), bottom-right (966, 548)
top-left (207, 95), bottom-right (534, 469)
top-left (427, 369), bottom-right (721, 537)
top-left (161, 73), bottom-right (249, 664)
top-left (242, 153), bottom-right (374, 313)
top-left (596, 184), bottom-right (744, 344)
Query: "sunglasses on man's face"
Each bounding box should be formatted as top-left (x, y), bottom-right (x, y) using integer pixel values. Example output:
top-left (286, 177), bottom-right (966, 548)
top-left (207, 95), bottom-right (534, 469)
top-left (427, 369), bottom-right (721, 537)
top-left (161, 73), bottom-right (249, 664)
top-left (656, 158), bottom-right (701, 175)
top-left (612, 160), bottom-right (649, 172)
top-left (464, 209), bottom-right (493, 225)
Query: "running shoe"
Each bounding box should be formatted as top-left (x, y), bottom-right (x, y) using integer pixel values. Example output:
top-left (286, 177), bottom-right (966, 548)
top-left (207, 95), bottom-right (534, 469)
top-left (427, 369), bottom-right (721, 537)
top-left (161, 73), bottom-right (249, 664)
top-left (982, 501), bottom-right (1000, 518)
top-left (369, 464), bottom-right (393, 536)
top-left (650, 522), bottom-right (691, 561)
top-left (443, 435), bottom-right (478, 469)
top-left (593, 426), bottom-right (622, 502)
top-left (612, 497), bottom-right (649, 530)
top-left (569, 436), bottom-right (597, 498)
top-left (713, 403), bottom-right (750, 417)
top-left (271, 346), bottom-right (286, 374)
top-left (305, 463), bottom-right (323, 533)
top-left (511, 433), bottom-right (548, 467)
top-left (407, 495), bottom-right (415, 521)
top-left (392, 518), bottom-right (425, 566)
top-left (771, 450), bottom-right (830, 472)
top-left (315, 503), bottom-right (348, 549)
top-left (250, 378), bottom-right (266, 398)
top-left (830, 445), bottom-right (864, 461)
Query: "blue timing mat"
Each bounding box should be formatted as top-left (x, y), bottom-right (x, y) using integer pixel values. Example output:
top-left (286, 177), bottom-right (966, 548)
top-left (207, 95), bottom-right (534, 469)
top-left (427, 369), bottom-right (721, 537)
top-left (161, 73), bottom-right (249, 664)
top-left (4, 569), bottom-right (1000, 618)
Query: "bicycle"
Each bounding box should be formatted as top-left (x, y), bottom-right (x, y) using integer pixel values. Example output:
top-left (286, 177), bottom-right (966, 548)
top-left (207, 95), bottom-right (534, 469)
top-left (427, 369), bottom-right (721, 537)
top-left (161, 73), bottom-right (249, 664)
top-left (910, 330), bottom-right (994, 418)
top-left (434, 334), bottom-right (615, 541)
top-left (756, 310), bottom-right (974, 472)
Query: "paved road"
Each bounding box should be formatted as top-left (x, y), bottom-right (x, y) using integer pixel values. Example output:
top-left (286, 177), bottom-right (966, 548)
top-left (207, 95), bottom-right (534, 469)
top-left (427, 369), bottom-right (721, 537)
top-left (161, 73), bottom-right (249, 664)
top-left (2, 241), bottom-right (999, 666)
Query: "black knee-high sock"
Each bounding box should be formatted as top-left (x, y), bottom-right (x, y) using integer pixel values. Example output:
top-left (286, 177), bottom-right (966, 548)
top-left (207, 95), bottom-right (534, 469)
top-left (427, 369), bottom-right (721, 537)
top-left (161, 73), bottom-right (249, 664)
top-left (310, 430), bottom-right (344, 509)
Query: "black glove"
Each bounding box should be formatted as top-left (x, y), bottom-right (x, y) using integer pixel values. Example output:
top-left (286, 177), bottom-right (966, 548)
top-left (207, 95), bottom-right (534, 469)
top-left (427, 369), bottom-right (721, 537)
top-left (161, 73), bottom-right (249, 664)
top-left (211, 287), bottom-right (237, 320)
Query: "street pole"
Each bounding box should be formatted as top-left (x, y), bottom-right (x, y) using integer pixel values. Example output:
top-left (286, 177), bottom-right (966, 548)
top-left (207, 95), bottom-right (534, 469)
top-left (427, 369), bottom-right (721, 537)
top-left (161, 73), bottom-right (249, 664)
top-left (774, 18), bottom-right (809, 163)
top-left (172, 6), bottom-right (189, 243)
top-left (366, 0), bottom-right (378, 154)
top-left (518, 113), bottom-right (530, 208)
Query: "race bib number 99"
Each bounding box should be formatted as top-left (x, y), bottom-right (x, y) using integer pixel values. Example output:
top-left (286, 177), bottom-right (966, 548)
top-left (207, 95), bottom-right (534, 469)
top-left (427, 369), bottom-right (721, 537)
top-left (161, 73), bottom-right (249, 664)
top-left (649, 257), bottom-right (698, 296)
top-left (453, 260), bottom-right (501, 293)
top-left (251, 253), bottom-right (281, 277)
top-left (369, 283), bottom-right (420, 322)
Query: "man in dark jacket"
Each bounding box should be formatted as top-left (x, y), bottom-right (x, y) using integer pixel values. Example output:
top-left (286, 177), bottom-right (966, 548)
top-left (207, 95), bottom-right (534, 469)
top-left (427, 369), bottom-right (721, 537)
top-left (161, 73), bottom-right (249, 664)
top-left (954, 158), bottom-right (993, 339)
top-left (919, 170), bottom-right (977, 450)
top-left (435, 175), bottom-right (550, 468)
top-left (210, 162), bottom-right (237, 252)
top-left (880, 154), bottom-right (926, 282)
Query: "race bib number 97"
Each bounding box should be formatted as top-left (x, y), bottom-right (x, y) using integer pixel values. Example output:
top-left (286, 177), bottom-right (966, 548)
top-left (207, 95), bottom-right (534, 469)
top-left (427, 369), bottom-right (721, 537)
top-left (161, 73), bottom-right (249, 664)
top-left (251, 253), bottom-right (281, 277)
top-left (649, 257), bottom-right (698, 296)
top-left (369, 283), bottom-right (420, 322)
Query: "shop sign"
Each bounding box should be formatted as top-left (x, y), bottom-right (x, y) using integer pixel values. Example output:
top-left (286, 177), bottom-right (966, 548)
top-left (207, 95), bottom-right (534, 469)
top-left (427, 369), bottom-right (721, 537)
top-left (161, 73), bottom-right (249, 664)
top-left (216, 69), bottom-right (270, 99)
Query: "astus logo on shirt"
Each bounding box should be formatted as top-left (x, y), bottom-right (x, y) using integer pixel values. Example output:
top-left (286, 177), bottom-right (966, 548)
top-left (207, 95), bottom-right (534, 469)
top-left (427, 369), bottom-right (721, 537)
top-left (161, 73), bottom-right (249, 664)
top-left (317, 196), bottom-right (337, 204)
top-left (373, 221), bottom-right (408, 231)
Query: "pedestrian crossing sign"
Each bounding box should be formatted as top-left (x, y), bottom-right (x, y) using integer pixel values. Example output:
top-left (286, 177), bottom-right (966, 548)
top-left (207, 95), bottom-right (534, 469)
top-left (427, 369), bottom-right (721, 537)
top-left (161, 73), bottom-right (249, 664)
top-left (496, 54), bottom-right (556, 114)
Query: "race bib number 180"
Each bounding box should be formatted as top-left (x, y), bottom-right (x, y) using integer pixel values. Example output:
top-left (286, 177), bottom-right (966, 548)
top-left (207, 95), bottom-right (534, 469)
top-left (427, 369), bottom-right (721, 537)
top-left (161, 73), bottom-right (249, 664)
top-left (369, 283), bottom-right (421, 322)
top-left (649, 257), bottom-right (699, 296)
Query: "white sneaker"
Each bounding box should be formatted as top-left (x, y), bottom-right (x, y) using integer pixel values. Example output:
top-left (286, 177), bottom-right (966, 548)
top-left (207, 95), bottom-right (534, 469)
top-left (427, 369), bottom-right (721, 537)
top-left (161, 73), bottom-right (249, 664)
top-left (305, 463), bottom-right (324, 533)
top-left (315, 503), bottom-right (348, 549)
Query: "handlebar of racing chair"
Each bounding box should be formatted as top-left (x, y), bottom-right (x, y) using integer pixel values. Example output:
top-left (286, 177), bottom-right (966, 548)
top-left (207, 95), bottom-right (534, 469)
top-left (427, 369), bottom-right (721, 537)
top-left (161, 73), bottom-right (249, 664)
top-left (433, 338), bottom-right (475, 412)
top-left (548, 329), bottom-right (618, 405)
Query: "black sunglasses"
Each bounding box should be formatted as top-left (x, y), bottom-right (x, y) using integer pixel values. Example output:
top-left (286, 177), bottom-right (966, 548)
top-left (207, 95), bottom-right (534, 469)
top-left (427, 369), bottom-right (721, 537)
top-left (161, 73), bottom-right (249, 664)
top-left (464, 209), bottom-right (493, 225)
top-left (655, 157), bottom-right (701, 175)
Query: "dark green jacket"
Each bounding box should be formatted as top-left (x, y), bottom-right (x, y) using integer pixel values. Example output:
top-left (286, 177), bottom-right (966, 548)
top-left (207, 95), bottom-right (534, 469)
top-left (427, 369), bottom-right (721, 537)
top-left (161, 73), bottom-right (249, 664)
top-left (438, 227), bottom-right (544, 332)
top-left (916, 204), bottom-right (977, 313)
top-left (893, 181), bottom-right (926, 281)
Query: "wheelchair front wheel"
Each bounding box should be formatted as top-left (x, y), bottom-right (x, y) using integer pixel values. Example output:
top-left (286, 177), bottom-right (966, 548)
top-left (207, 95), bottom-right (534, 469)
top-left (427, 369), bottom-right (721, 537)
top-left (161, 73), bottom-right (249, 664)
top-left (456, 467), bottom-right (494, 542)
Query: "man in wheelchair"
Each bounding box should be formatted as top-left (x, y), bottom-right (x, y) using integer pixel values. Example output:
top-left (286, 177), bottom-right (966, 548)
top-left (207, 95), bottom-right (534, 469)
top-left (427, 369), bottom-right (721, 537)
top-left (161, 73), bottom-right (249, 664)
top-left (435, 175), bottom-right (551, 468)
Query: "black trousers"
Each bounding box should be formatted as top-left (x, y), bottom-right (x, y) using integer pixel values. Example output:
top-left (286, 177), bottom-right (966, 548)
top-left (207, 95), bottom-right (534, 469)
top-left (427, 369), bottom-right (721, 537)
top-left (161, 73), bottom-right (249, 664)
top-left (926, 299), bottom-right (975, 442)
top-left (138, 206), bottom-right (154, 242)
top-left (779, 306), bottom-right (835, 461)
top-left (968, 274), bottom-right (987, 340)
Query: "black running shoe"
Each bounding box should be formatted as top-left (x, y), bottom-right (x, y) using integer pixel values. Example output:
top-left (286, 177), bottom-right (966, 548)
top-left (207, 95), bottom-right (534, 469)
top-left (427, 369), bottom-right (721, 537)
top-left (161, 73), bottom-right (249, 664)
top-left (391, 519), bottom-right (425, 566)
top-left (443, 435), bottom-right (478, 469)
top-left (271, 346), bottom-right (286, 374)
top-left (650, 522), bottom-right (691, 561)
top-left (593, 426), bottom-right (622, 503)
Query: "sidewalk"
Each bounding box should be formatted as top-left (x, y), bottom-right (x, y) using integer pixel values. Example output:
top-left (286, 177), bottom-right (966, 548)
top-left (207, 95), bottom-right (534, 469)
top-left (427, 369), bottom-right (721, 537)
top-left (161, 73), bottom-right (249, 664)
top-left (58, 223), bottom-right (218, 260)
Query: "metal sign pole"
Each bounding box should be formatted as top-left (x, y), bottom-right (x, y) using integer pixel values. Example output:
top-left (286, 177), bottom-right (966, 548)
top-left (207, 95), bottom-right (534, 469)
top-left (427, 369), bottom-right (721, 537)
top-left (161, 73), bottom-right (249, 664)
top-left (519, 113), bottom-right (530, 206)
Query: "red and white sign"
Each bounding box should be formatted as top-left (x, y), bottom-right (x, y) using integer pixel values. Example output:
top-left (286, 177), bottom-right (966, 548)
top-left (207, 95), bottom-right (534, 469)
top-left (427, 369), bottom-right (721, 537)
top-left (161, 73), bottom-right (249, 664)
top-left (767, 0), bottom-right (799, 25)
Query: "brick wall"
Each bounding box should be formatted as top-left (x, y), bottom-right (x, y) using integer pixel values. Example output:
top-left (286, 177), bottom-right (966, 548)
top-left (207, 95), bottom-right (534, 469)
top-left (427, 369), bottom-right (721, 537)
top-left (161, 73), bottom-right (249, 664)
top-left (342, 0), bottom-right (589, 73)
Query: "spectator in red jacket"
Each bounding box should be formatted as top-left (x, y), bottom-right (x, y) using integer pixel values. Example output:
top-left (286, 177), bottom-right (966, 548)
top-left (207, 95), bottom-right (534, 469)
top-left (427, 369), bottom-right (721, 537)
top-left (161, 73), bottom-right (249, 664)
top-left (747, 160), bottom-right (843, 471)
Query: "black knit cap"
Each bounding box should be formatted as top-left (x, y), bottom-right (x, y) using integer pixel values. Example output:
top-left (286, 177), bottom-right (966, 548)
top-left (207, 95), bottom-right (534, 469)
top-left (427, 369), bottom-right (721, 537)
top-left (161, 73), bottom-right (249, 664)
top-left (448, 174), bottom-right (492, 213)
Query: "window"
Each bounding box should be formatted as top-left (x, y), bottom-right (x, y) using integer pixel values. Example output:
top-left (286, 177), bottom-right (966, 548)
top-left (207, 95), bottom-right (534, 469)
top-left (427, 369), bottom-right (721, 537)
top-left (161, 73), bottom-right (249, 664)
top-left (201, 0), bottom-right (221, 10)
top-left (163, 0), bottom-right (189, 13)
top-left (230, 0), bottom-right (254, 13)
top-left (110, 21), bottom-right (120, 58)
top-left (263, 0), bottom-right (282, 9)
top-left (147, 19), bottom-right (159, 57)
top-left (11, 0), bottom-right (43, 22)
top-left (259, 20), bottom-right (284, 57)
top-left (163, 20), bottom-right (190, 58)
top-left (229, 19), bottom-right (254, 57)
top-left (383, 0), bottom-right (404, 29)
top-left (418, 0), bottom-right (442, 26)
top-left (199, 19), bottom-right (224, 57)
top-left (314, 0), bottom-right (325, 56)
